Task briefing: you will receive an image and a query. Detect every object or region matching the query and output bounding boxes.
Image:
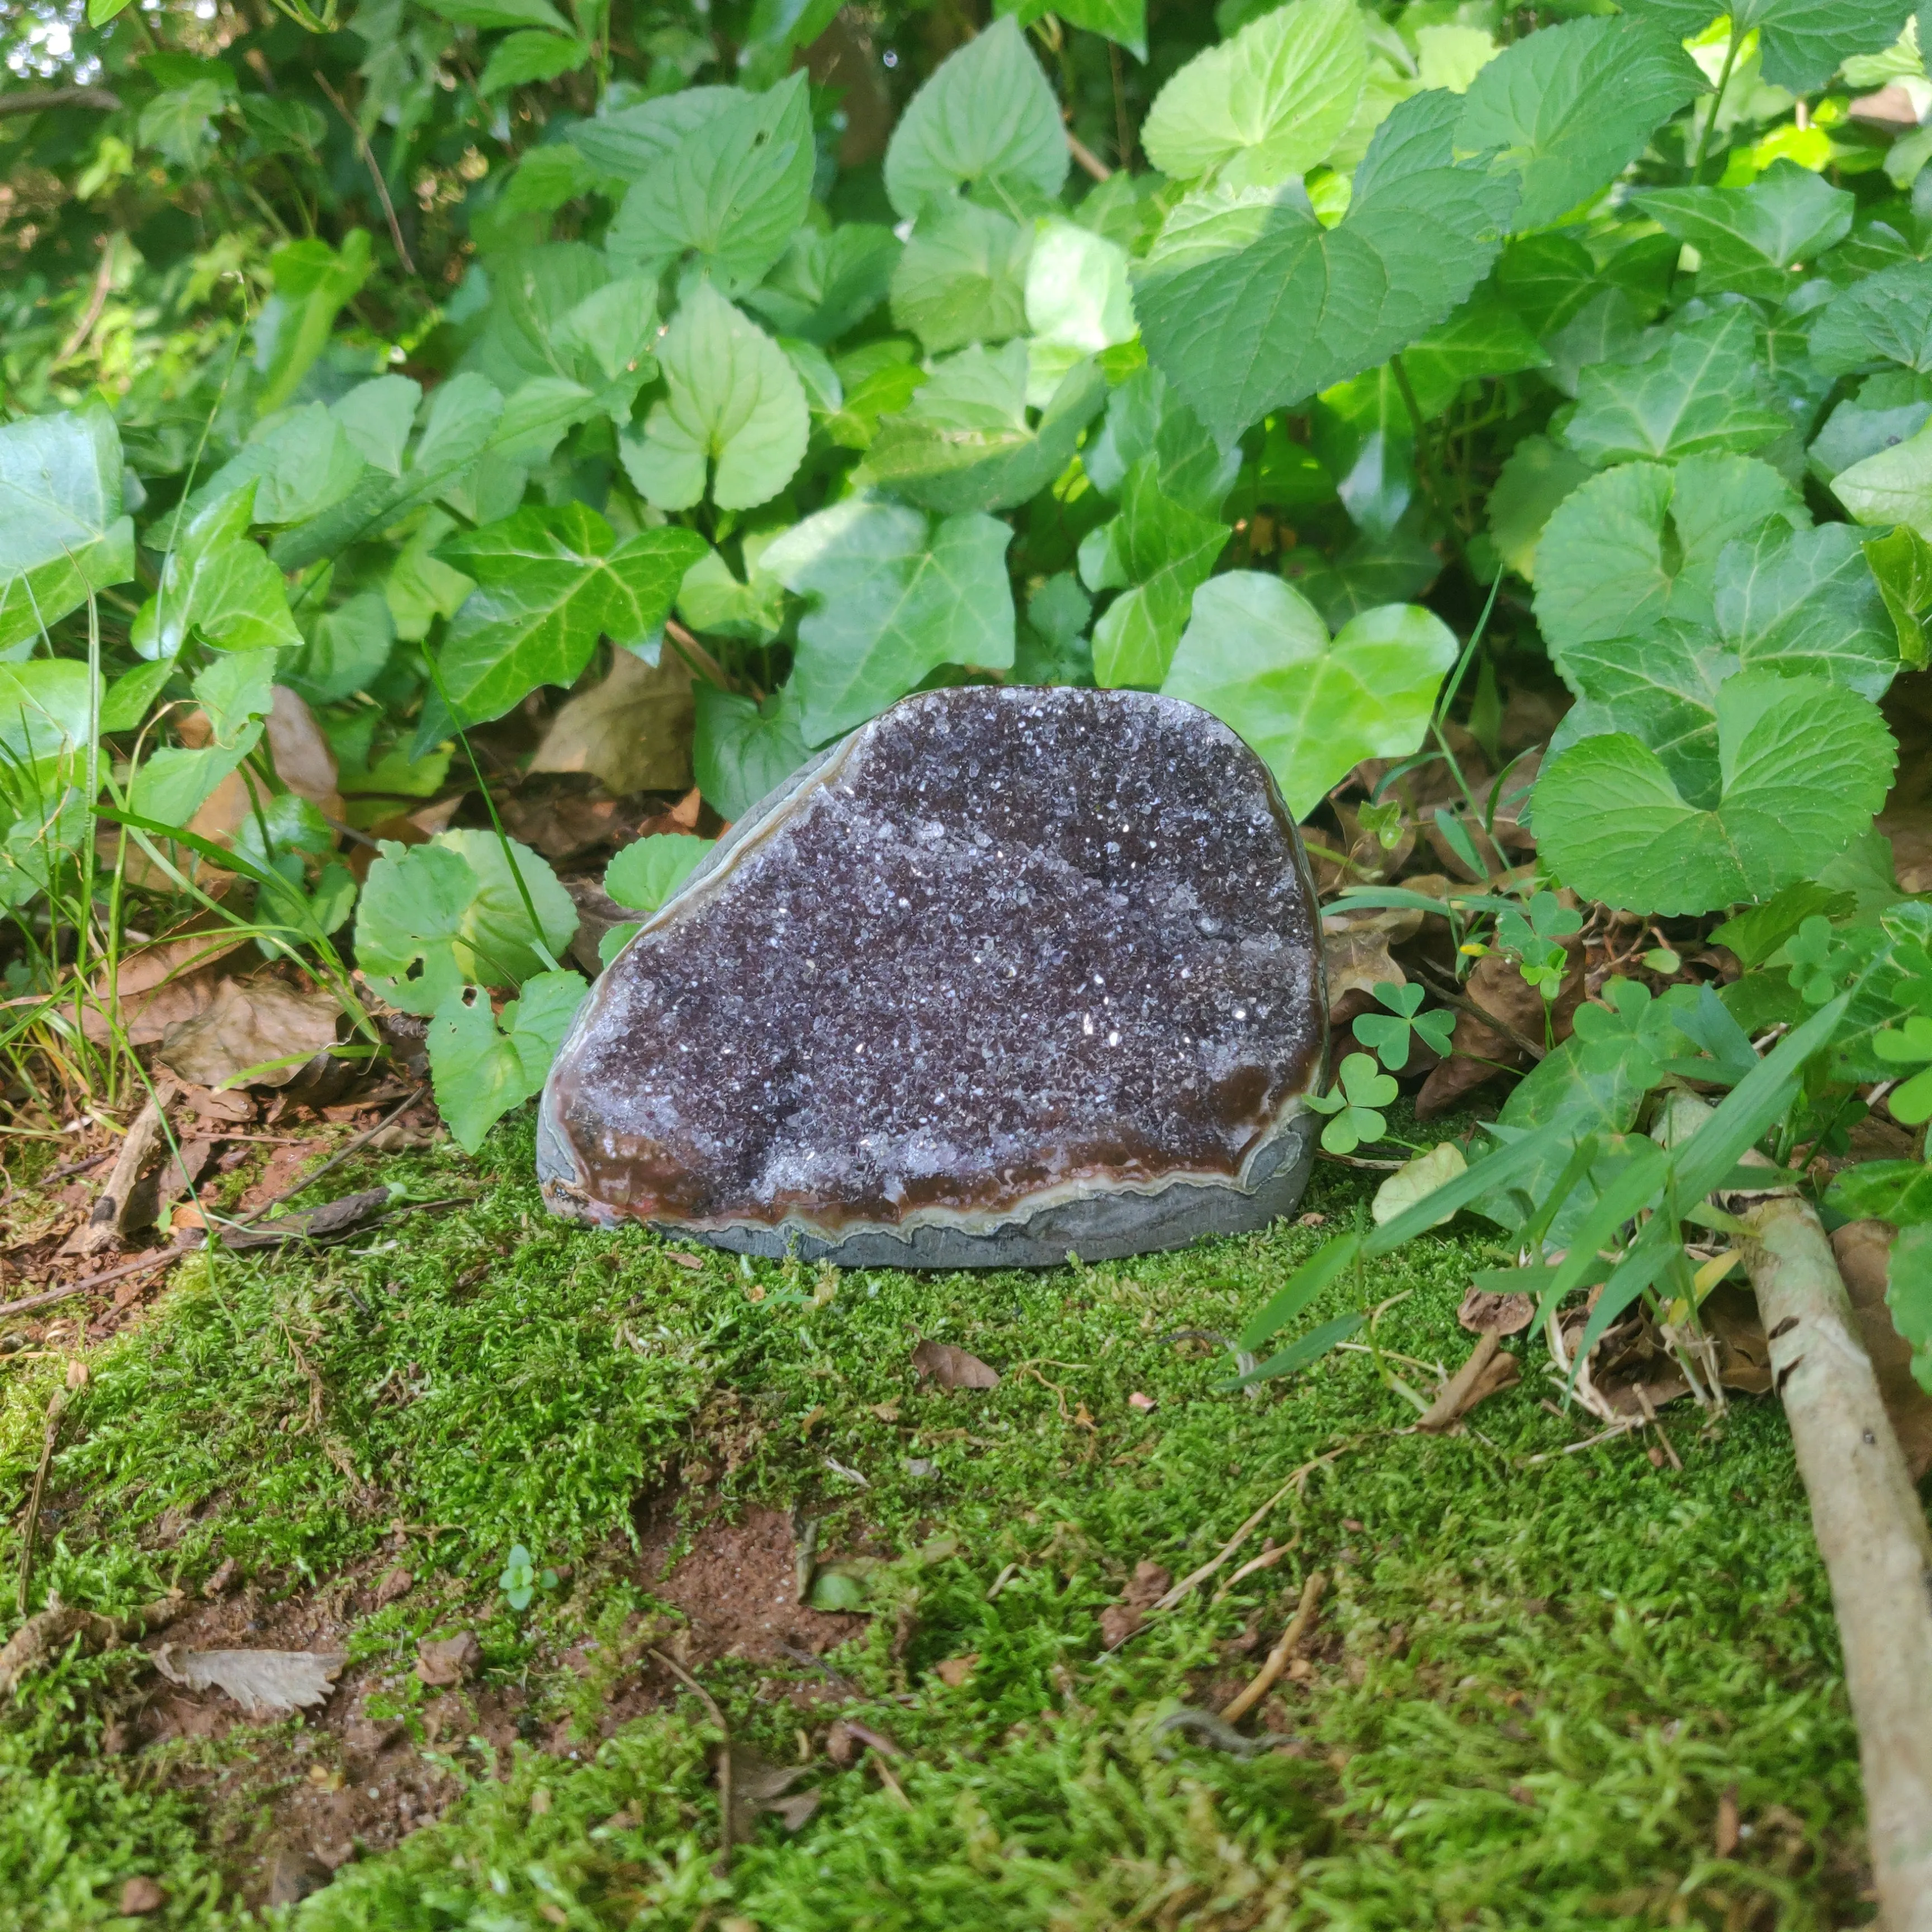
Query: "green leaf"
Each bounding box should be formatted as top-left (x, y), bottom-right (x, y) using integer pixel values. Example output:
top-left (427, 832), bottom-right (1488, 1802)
top-left (566, 87), bottom-right (749, 182)
top-left (255, 231), bottom-right (373, 420)
top-left (1140, 0), bottom-right (1368, 189)
top-left (197, 404), bottom-right (370, 529)
top-left (604, 832), bottom-right (711, 912)
top-left (1080, 461), bottom-right (1228, 688)
top-left (0, 660), bottom-right (98, 770)
top-left (138, 81), bottom-right (229, 168)
top-left (355, 830), bottom-right (578, 1014)
top-left (1161, 573), bottom-right (1456, 817)
top-left (693, 684), bottom-right (812, 819)
top-left (882, 16), bottom-right (1067, 220)
top-left (126, 649), bottom-right (278, 828)
top-left (765, 501), bottom-right (1015, 744)
top-left (0, 403), bottom-right (134, 652)
top-left (1562, 310), bottom-right (1788, 466)
top-left (1397, 296), bottom-right (1551, 420)
top-left (1887, 1223), bottom-right (1932, 1396)
top-left (98, 660), bottom-right (172, 735)
top-left (1485, 434), bottom-right (1595, 581)
top-left (889, 201), bottom-right (1033, 356)
top-left (607, 73), bottom-right (814, 295)
top-left (1810, 258), bottom-right (1932, 378)
top-left (857, 343), bottom-right (1107, 514)
top-left (1864, 524), bottom-right (1932, 669)
top-left (1827, 1159), bottom-right (1932, 1226)
top-left (1626, 0), bottom-right (1916, 92)
top-left (676, 540), bottom-right (787, 643)
top-left (1228, 1311), bottom-right (1368, 1389)
top-left (618, 288), bottom-right (807, 515)
top-left (429, 972), bottom-right (587, 1155)
top-left (1135, 91), bottom-right (1518, 445)
top-left (1533, 671), bottom-right (1896, 914)
top-left (1456, 17), bottom-right (1704, 233)
top-left (1637, 161), bottom-right (1854, 304)
top-left (478, 30), bottom-right (593, 94)
top-left (432, 506), bottom-right (707, 727)
top-left (1083, 365), bottom-right (1240, 518)
top-left (1832, 419), bottom-right (1932, 536)
top-left (741, 225), bottom-right (901, 344)
top-left (1238, 1230), bottom-right (1362, 1352)
top-left (330, 376), bottom-right (422, 477)
top-left (422, 0), bottom-right (570, 30)
top-left (132, 486), bottom-right (302, 661)
top-left (1023, 219), bottom-right (1137, 406)
top-left (1533, 455), bottom-right (1801, 655)
top-left (0, 526), bottom-right (135, 658)
top-left (290, 593), bottom-right (396, 707)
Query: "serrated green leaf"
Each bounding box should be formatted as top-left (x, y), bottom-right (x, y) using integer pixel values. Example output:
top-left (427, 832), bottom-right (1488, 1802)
top-left (618, 283), bottom-right (808, 513)
top-left (1534, 671), bottom-right (1896, 914)
top-left (1533, 454), bottom-right (1802, 654)
top-left (431, 506), bottom-right (707, 727)
top-left (477, 29), bottom-right (592, 94)
top-left (1625, 0), bottom-right (1916, 92)
top-left (356, 829), bottom-right (578, 1012)
top-left (1865, 523), bottom-right (1932, 667)
top-left (1563, 309), bottom-right (1788, 466)
top-left (1638, 160), bottom-right (1854, 304)
top-left (676, 539), bottom-right (788, 643)
top-left (1023, 219), bottom-right (1137, 406)
top-left (1456, 16), bottom-right (1703, 233)
top-left (857, 344), bottom-right (1107, 514)
top-left (1485, 433), bottom-right (1595, 581)
top-left (741, 225), bottom-right (901, 343)
top-left (1810, 258), bottom-right (1932, 378)
top-left (604, 832), bottom-right (711, 911)
top-left (765, 501), bottom-right (1015, 744)
top-left (331, 376), bottom-right (422, 477)
top-left (1135, 91), bottom-right (1518, 445)
top-left (422, 0), bottom-right (570, 29)
top-left (566, 87), bottom-right (748, 182)
top-left (1833, 419), bottom-right (1932, 535)
top-left (197, 403), bottom-right (370, 529)
top-left (1396, 296), bottom-right (1550, 419)
top-left (1083, 366), bottom-right (1240, 517)
top-left (0, 403), bottom-right (133, 651)
top-left (1161, 572), bottom-right (1456, 817)
top-left (883, 16), bottom-right (1067, 221)
top-left (429, 971), bottom-right (586, 1155)
top-left (693, 683), bottom-right (812, 818)
top-left (501, 143), bottom-right (599, 214)
top-left (888, 201), bottom-right (1033, 356)
top-left (1081, 461), bottom-right (1228, 687)
top-left (1141, 0), bottom-right (1367, 189)
top-left (126, 649), bottom-right (278, 829)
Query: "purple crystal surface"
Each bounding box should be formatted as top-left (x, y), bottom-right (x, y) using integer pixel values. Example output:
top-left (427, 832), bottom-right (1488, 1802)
top-left (540, 685), bottom-right (1324, 1257)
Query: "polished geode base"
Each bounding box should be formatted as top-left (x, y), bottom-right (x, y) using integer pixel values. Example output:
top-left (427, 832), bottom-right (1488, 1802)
top-left (538, 685), bottom-right (1327, 1267)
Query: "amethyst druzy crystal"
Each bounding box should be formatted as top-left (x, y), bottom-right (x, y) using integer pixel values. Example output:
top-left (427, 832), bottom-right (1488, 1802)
top-left (538, 685), bottom-right (1326, 1266)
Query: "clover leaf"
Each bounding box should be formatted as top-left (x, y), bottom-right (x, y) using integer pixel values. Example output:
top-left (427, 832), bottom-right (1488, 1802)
top-left (1351, 981), bottom-right (1455, 1072)
top-left (1305, 1052), bottom-right (1399, 1154)
top-left (1570, 977), bottom-right (1689, 1086)
top-left (1874, 1016), bottom-right (1932, 1125)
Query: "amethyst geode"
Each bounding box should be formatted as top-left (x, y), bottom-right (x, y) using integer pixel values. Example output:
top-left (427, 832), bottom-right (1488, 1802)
top-left (538, 685), bottom-right (1325, 1266)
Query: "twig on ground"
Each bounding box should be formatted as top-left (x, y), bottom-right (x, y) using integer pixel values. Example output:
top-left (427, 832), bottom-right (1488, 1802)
top-left (228, 1087), bottom-right (427, 1230)
top-left (0, 1246), bottom-right (189, 1322)
top-left (1413, 961), bottom-right (1549, 1063)
top-left (1220, 1570), bottom-right (1327, 1725)
top-left (16, 1371), bottom-right (78, 1616)
top-left (1213, 1538), bottom-right (1297, 1601)
top-left (649, 1649), bottom-right (732, 1871)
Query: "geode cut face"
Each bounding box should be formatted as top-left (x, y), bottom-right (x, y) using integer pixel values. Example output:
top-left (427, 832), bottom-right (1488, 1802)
top-left (538, 685), bottom-right (1326, 1266)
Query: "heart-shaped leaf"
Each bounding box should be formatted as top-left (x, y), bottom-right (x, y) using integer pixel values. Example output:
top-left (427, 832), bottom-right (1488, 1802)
top-left (429, 970), bottom-right (588, 1154)
top-left (1161, 571), bottom-right (1456, 818)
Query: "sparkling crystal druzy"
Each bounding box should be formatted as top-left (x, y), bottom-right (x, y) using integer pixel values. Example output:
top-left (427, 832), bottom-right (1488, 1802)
top-left (538, 686), bottom-right (1327, 1266)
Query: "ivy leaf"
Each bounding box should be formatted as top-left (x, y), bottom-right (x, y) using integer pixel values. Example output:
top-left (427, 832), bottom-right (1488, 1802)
top-left (355, 830), bottom-right (578, 1014)
top-left (429, 972), bottom-right (587, 1156)
top-left (604, 832), bottom-right (712, 912)
top-left (1533, 454), bottom-right (1802, 655)
top-left (765, 500), bottom-right (1015, 744)
top-left (1161, 572), bottom-right (1456, 818)
top-left (857, 343), bottom-right (1107, 514)
top-left (126, 649), bottom-right (278, 828)
top-left (1455, 16), bottom-right (1703, 233)
top-left (197, 403), bottom-right (370, 528)
top-left (1079, 461), bottom-right (1228, 688)
top-left (1637, 161), bottom-right (1854, 304)
top-left (138, 79), bottom-right (230, 169)
top-left (1140, 0), bottom-right (1368, 189)
top-left (882, 16), bottom-right (1067, 220)
top-left (1865, 524), bottom-right (1932, 668)
top-left (132, 485), bottom-right (302, 661)
top-left (693, 683), bottom-right (812, 819)
top-left (1533, 671), bottom-right (1897, 914)
top-left (1625, 0), bottom-right (1917, 93)
top-left (477, 30), bottom-right (592, 94)
top-left (1083, 365), bottom-right (1240, 518)
top-left (1562, 310), bottom-right (1788, 466)
top-left (608, 73), bottom-right (813, 295)
top-left (889, 201), bottom-right (1033, 356)
top-left (1809, 258), bottom-right (1932, 378)
top-left (432, 506), bottom-right (707, 728)
top-left (290, 592), bottom-right (395, 707)
top-left (1396, 296), bottom-right (1550, 419)
top-left (1135, 91), bottom-right (1518, 446)
top-left (0, 403), bottom-right (135, 653)
top-left (1832, 419), bottom-right (1932, 536)
top-left (1485, 433), bottom-right (1596, 581)
top-left (1711, 519), bottom-right (1896, 697)
top-left (618, 283), bottom-right (808, 513)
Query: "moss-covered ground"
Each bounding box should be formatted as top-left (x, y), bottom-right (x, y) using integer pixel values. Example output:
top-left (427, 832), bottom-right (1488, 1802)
top-left (0, 1123), bottom-right (1881, 1930)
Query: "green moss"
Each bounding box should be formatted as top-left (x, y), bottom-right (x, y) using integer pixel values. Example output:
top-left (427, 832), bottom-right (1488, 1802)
top-left (0, 1125), bottom-right (1879, 1928)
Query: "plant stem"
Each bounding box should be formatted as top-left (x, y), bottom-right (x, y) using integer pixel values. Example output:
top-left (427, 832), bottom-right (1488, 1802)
top-left (1685, 33), bottom-right (1740, 185)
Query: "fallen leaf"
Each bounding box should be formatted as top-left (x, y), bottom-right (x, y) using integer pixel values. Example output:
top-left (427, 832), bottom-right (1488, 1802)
top-left (728, 1748), bottom-right (820, 1838)
top-left (82, 929), bottom-right (249, 1045)
top-left (529, 648), bottom-right (693, 797)
top-left (911, 1340), bottom-right (1000, 1389)
top-left (1100, 1559), bottom-right (1172, 1647)
top-left (156, 976), bottom-right (344, 1091)
top-left (415, 1630), bottom-right (481, 1687)
top-left (208, 1187), bottom-right (391, 1251)
top-left (1372, 1142), bottom-right (1467, 1229)
top-left (262, 1839), bottom-right (331, 1909)
top-left (153, 1644), bottom-right (344, 1716)
top-left (1415, 1333), bottom-right (1521, 1433)
top-left (1832, 1220), bottom-right (1932, 1481)
top-left (265, 685), bottom-right (343, 815)
top-left (934, 1652), bottom-right (977, 1688)
top-left (1715, 1784), bottom-right (1741, 1859)
top-left (1127, 1390), bottom-right (1157, 1412)
top-left (119, 1878), bottom-right (165, 1916)
top-left (662, 1249), bottom-right (705, 1271)
top-left (1320, 925), bottom-right (1405, 1031)
top-left (1458, 1284), bottom-right (1536, 1336)
top-left (201, 1556), bottom-right (239, 1598)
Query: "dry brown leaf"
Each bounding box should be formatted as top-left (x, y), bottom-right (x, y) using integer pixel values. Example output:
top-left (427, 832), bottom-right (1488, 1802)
top-left (415, 1630), bottom-right (480, 1687)
top-left (373, 1567), bottom-right (414, 1608)
top-left (529, 649), bottom-right (693, 797)
top-left (934, 1652), bottom-right (978, 1688)
top-left (1832, 1220), bottom-right (1932, 1482)
top-left (1416, 1333), bottom-right (1521, 1432)
top-left (911, 1340), bottom-right (1000, 1389)
top-left (727, 1748), bottom-right (820, 1839)
top-left (156, 977), bottom-right (343, 1091)
top-left (1415, 936), bottom-right (1585, 1120)
top-left (562, 875), bottom-right (637, 976)
top-left (1322, 926), bottom-right (1404, 1030)
top-left (152, 1644), bottom-right (344, 1716)
top-left (82, 930), bottom-right (249, 1045)
top-left (1458, 1284), bottom-right (1536, 1336)
top-left (1881, 805), bottom-right (1932, 896)
top-left (1099, 1558), bottom-right (1172, 1647)
top-left (119, 1878), bottom-right (165, 1916)
top-left (264, 686), bottom-right (343, 816)
top-left (184, 763), bottom-right (272, 850)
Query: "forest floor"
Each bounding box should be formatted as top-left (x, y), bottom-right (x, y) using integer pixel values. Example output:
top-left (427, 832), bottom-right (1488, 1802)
top-left (0, 1115), bottom-right (1884, 1931)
